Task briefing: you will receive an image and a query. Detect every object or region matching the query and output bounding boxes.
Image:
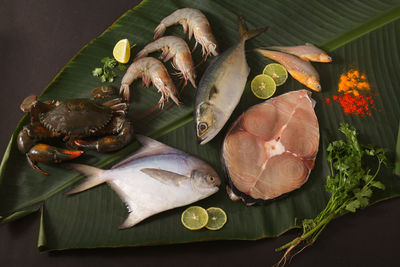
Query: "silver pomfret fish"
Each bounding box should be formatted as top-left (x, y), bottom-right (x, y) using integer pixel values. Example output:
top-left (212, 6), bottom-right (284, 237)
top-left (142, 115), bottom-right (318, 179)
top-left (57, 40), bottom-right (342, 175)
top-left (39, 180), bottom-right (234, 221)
top-left (195, 17), bottom-right (267, 145)
top-left (66, 135), bottom-right (220, 229)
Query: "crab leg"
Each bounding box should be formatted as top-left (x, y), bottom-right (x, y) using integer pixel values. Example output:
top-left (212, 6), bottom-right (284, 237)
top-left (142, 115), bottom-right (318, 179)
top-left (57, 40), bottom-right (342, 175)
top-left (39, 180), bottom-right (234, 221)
top-left (75, 121), bottom-right (134, 152)
top-left (26, 144), bottom-right (83, 175)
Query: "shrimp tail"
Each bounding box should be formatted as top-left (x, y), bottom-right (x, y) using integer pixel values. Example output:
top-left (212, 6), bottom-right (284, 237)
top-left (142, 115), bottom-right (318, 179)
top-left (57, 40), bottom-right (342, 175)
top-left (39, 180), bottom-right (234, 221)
top-left (169, 92), bottom-right (180, 106)
top-left (154, 24), bottom-right (166, 40)
top-left (188, 75), bottom-right (197, 88)
top-left (120, 84), bottom-right (130, 102)
top-left (135, 50), bottom-right (147, 60)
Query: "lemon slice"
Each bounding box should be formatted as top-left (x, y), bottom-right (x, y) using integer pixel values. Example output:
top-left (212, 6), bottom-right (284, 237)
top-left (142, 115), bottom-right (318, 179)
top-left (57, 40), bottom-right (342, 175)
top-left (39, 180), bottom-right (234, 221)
top-left (205, 207), bottom-right (227, 230)
top-left (263, 63), bottom-right (288, 86)
top-left (181, 206), bottom-right (209, 230)
top-left (251, 74), bottom-right (276, 99)
top-left (113, 39), bottom-right (131, 64)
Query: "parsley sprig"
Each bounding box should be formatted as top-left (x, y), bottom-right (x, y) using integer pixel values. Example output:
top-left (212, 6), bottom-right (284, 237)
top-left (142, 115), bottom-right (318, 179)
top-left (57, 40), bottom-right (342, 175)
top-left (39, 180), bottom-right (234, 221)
top-left (92, 57), bottom-right (127, 83)
top-left (276, 123), bottom-right (388, 266)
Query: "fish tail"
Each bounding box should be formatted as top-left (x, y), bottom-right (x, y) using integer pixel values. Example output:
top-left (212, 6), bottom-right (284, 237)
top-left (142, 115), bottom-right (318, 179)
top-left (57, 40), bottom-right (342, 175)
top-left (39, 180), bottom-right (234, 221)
top-left (254, 48), bottom-right (277, 60)
top-left (63, 163), bottom-right (107, 195)
top-left (238, 16), bottom-right (268, 41)
top-left (119, 213), bottom-right (146, 229)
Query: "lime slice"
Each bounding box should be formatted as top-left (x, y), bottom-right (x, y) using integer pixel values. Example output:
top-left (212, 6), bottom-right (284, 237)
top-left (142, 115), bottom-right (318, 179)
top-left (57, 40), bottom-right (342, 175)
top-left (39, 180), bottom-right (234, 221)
top-left (181, 206), bottom-right (209, 230)
top-left (251, 74), bottom-right (276, 99)
top-left (205, 207), bottom-right (227, 230)
top-left (263, 63), bottom-right (288, 86)
top-left (113, 39), bottom-right (131, 64)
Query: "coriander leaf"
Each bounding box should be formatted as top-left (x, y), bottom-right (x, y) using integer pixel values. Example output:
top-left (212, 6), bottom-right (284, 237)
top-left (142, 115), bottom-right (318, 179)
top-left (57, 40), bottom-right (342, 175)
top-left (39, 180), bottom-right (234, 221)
top-left (371, 181), bottom-right (385, 190)
top-left (345, 200), bottom-right (360, 212)
top-left (92, 68), bottom-right (103, 77)
top-left (93, 57), bottom-right (120, 83)
top-left (357, 187), bottom-right (372, 198)
top-left (101, 57), bottom-right (112, 64)
top-left (118, 63), bottom-right (127, 71)
top-left (276, 123), bottom-right (389, 264)
top-left (358, 197), bottom-right (369, 208)
top-left (103, 57), bottom-right (117, 69)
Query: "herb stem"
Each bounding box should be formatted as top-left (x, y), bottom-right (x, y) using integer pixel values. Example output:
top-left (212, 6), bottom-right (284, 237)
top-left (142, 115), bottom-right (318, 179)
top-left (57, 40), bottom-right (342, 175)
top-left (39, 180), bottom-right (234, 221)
top-left (275, 123), bottom-right (388, 266)
top-left (276, 212), bottom-right (336, 252)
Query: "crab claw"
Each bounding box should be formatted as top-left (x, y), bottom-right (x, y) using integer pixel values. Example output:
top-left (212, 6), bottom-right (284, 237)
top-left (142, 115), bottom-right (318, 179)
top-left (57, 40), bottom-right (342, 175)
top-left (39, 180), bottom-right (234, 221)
top-left (27, 144), bottom-right (84, 175)
top-left (20, 95), bottom-right (38, 112)
top-left (75, 121), bottom-right (135, 152)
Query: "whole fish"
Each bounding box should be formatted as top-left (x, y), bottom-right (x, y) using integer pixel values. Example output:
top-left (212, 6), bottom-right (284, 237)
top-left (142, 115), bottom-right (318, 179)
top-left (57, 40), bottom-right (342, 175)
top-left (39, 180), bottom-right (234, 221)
top-left (267, 43), bottom-right (332, 62)
top-left (255, 48), bottom-right (321, 92)
top-left (195, 17), bottom-right (267, 145)
top-left (65, 135), bottom-right (221, 229)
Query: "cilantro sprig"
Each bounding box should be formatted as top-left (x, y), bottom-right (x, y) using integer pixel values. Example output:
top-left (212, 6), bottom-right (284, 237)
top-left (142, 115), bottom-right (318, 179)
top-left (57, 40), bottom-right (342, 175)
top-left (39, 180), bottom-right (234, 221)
top-left (92, 57), bottom-right (127, 83)
top-left (276, 123), bottom-right (388, 266)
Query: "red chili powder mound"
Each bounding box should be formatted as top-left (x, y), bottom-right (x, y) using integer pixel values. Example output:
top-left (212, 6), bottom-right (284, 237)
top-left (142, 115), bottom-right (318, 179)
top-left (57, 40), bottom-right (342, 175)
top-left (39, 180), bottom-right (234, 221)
top-left (326, 69), bottom-right (376, 117)
top-left (332, 94), bottom-right (375, 117)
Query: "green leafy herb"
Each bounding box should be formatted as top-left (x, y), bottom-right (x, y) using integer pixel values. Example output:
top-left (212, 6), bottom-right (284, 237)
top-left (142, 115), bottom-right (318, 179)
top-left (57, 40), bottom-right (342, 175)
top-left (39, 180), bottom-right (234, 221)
top-left (92, 57), bottom-right (123, 83)
top-left (276, 123), bottom-right (388, 266)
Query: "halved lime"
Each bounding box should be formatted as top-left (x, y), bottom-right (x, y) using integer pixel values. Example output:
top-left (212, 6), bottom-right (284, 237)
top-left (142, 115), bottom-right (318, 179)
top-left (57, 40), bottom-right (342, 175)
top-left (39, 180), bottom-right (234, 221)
top-left (251, 74), bottom-right (276, 99)
top-left (263, 63), bottom-right (288, 86)
top-left (113, 39), bottom-right (131, 64)
top-left (181, 206), bottom-right (209, 230)
top-left (205, 207), bottom-right (227, 230)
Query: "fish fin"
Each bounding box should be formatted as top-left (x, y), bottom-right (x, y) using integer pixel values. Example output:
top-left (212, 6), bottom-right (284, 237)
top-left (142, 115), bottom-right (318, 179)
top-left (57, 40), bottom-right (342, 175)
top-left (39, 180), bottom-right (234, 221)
top-left (118, 212), bottom-right (146, 229)
top-left (112, 135), bottom-right (185, 169)
top-left (238, 16), bottom-right (268, 41)
top-left (238, 16), bottom-right (248, 37)
top-left (305, 42), bottom-right (314, 47)
top-left (63, 163), bottom-right (107, 195)
top-left (140, 168), bottom-right (188, 186)
top-left (209, 85), bottom-right (218, 100)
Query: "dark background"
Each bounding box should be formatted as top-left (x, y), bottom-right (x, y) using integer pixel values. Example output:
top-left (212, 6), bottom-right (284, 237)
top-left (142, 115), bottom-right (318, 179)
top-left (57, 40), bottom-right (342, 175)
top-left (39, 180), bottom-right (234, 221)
top-left (0, 1), bottom-right (399, 266)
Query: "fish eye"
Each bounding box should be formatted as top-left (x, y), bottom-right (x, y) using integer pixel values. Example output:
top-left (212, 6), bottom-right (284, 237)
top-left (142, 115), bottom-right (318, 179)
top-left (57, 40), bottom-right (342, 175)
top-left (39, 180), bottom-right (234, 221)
top-left (198, 122), bottom-right (208, 133)
top-left (207, 176), bottom-right (215, 183)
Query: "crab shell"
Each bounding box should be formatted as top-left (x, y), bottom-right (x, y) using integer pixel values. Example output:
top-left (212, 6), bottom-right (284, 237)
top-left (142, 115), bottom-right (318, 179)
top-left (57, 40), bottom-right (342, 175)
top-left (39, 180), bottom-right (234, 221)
top-left (40, 99), bottom-right (113, 136)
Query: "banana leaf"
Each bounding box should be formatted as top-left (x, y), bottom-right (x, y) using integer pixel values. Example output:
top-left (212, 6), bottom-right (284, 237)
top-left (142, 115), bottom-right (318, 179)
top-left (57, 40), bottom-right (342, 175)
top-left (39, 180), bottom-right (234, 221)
top-left (395, 123), bottom-right (400, 175)
top-left (0, 0), bottom-right (399, 251)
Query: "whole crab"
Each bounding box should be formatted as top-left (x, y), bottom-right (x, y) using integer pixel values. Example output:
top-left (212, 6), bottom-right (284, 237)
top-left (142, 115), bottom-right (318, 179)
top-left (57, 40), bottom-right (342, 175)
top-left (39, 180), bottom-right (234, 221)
top-left (17, 86), bottom-right (134, 175)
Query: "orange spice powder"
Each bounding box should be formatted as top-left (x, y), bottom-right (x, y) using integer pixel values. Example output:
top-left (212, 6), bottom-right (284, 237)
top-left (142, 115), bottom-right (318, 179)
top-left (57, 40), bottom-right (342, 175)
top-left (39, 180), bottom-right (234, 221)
top-left (338, 69), bottom-right (371, 96)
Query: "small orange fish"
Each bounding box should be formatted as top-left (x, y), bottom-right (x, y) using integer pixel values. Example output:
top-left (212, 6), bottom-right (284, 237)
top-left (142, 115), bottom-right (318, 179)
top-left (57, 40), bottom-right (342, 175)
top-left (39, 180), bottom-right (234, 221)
top-left (267, 43), bottom-right (332, 62)
top-left (255, 48), bottom-right (321, 92)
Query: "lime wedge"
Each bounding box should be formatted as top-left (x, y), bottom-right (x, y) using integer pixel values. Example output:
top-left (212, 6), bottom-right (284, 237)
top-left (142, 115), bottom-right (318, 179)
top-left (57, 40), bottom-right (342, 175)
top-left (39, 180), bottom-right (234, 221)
top-left (113, 39), bottom-right (131, 64)
top-left (263, 63), bottom-right (288, 86)
top-left (205, 207), bottom-right (227, 230)
top-left (251, 74), bottom-right (276, 99)
top-left (181, 206), bottom-right (209, 230)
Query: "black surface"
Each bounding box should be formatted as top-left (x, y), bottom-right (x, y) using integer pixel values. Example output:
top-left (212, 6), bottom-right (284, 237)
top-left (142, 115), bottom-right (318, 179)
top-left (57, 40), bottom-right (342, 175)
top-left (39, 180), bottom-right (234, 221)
top-left (0, 1), bottom-right (399, 266)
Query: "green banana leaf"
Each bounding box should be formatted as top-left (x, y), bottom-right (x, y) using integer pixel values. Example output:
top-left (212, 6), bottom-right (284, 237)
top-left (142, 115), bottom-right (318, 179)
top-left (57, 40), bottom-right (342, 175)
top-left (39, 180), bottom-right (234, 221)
top-left (395, 123), bottom-right (400, 175)
top-left (0, 0), bottom-right (399, 251)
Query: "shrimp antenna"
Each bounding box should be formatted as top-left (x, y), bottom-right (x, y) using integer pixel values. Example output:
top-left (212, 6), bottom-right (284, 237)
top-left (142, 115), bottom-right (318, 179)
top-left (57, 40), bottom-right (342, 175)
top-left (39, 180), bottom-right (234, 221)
top-left (132, 95), bottom-right (169, 122)
top-left (146, 102), bottom-right (174, 124)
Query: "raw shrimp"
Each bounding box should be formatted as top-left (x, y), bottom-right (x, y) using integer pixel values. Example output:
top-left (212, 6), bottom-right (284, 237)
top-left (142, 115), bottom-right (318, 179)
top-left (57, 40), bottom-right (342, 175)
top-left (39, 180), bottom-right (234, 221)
top-left (135, 36), bottom-right (197, 88)
top-left (120, 57), bottom-right (179, 106)
top-left (154, 8), bottom-right (218, 58)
